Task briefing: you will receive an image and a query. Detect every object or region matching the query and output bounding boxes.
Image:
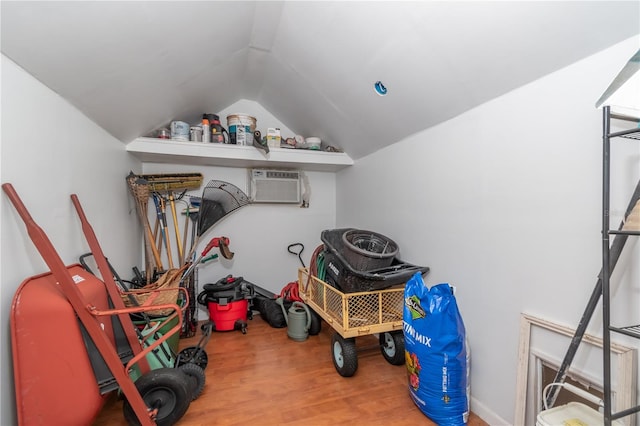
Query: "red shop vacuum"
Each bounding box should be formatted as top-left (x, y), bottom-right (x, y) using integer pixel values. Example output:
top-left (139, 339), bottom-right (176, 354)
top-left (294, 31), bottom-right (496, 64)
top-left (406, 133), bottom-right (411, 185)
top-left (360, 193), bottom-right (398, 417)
top-left (197, 275), bottom-right (255, 334)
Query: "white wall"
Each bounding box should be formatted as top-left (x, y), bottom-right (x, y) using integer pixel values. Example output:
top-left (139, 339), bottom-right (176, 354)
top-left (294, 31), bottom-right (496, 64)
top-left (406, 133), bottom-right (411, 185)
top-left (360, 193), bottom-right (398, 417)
top-left (139, 162), bottom-right (336, 319)
top-left (336, 37), bottom-right (640, 425)
top-left (0, 55), bottom-right (142, 425)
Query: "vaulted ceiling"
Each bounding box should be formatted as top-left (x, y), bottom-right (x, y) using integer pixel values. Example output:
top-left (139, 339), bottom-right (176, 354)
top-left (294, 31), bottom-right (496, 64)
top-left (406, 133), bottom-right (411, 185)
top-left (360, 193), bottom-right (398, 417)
top-left (2, 1), bottom-right (638, 159)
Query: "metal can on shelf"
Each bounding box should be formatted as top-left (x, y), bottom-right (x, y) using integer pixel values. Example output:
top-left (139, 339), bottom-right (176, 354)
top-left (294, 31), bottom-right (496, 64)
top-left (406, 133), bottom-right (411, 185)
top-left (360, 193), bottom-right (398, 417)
top-left (190, 126), bottom-right (203, 142)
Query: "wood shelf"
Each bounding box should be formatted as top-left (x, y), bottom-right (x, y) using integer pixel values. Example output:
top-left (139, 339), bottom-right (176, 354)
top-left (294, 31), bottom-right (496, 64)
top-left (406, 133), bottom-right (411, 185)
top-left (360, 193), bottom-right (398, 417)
top-left (126, 137), bottom-right (354, 172)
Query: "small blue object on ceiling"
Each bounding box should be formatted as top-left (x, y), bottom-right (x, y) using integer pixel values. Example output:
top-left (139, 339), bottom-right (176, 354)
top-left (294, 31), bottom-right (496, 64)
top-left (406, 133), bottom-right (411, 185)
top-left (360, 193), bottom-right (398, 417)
top-left (374, 81), bottom-right (388, 96)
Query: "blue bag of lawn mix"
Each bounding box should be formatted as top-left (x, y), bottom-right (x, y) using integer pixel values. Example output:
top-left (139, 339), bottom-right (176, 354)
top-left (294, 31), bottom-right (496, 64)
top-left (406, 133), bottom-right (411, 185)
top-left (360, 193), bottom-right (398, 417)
top-left (403, 272), bottom-right (468, 426)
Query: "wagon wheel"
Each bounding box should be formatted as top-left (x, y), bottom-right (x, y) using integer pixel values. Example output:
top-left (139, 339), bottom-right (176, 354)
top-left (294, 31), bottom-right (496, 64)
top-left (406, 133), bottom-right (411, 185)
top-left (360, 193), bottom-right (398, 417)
top-left (176, 346), bottom-right (209, 370)
top-left (178, 363), bottom-right (206, 401)
top-left (308, 308), bottom-right (322, 336)
top-left (331, 333), bottom-right (358, 377)
top-left (123, 368), bottom-right (191, 426)
top-left (379, 331), bottom-right (405, 365)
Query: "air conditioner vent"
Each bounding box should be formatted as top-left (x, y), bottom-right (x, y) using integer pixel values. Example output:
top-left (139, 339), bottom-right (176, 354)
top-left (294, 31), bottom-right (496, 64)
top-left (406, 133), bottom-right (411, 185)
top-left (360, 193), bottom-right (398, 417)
top-left (249, 169), bottom-right (301, 204)
top-left (264, 170), bottom-right (299, 180)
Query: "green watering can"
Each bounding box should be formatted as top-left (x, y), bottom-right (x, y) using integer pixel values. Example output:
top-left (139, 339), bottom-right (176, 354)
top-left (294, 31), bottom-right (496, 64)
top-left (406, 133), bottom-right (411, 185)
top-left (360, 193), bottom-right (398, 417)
top-left (276, 299), bottom-right (312, 342)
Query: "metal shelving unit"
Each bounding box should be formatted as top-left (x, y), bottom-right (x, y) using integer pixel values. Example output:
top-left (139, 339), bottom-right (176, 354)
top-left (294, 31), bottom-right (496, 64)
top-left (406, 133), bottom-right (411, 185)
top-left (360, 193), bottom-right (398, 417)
top-left (601, 105), bottom-right (640, 426)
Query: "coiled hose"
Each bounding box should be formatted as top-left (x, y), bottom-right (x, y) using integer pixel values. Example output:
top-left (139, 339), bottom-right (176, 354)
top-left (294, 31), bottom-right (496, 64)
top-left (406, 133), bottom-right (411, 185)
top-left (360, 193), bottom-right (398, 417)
top-left (305, 244), bottom-right (325, 290)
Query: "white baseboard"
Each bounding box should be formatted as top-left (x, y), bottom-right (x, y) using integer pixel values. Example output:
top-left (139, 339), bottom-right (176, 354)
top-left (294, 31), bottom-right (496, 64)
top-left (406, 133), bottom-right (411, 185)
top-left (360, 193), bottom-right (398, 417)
top-left (471, 396), bottom-right (512, 425)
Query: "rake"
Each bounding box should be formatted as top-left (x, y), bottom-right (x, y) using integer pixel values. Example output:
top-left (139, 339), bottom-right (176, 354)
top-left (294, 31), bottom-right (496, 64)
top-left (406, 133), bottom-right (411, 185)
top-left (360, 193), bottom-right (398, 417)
top-left (184, 180), bottom-right (251, 261)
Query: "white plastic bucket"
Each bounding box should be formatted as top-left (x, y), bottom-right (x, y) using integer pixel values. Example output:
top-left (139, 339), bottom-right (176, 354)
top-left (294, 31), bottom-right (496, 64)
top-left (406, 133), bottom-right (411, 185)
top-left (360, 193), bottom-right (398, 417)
top-left (305, 137), bottom-right (321, 150)
top-left (536, 402), bottom-right (623, 426)
top-left (227, 114), bottom-right (256, 146)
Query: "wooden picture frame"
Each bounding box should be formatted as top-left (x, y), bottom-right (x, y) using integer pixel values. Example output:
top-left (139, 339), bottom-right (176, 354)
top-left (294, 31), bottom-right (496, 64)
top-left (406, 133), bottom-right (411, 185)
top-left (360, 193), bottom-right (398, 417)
top-left (514, 313), bottom-right (636, 425)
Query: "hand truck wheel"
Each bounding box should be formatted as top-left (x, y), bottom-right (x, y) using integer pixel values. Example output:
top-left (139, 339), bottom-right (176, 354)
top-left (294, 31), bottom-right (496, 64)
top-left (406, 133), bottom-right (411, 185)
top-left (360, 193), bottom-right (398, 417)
top-left (123, 367), bottom-right (191, 426)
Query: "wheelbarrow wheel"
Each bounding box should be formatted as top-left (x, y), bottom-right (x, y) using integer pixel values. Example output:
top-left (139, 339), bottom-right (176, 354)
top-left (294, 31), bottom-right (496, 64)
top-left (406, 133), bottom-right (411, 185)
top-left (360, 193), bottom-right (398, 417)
top-left (379, 331), bottom-right (405, 365)
top-left (178, 363), bottom-right (206, 401)
top-left (176, 346), bottom-right (209, 370)
top-left (123, 367), bottom-right (190, 426)
top-left (308, 308), bottom-right (321, 336)
top-left (331, 333), bottom-right (357, 377)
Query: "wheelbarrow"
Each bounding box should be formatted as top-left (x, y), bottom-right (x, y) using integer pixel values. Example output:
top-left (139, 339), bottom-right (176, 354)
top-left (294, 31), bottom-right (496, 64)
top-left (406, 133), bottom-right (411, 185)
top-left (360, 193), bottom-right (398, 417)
top-left (4, 183), bottom-right (192, 425)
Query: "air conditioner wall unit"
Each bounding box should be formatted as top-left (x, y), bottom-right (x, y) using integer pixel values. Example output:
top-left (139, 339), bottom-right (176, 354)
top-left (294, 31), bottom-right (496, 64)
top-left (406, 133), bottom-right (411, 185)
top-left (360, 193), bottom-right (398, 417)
top-left (248, 169), bottom-right (301, 204)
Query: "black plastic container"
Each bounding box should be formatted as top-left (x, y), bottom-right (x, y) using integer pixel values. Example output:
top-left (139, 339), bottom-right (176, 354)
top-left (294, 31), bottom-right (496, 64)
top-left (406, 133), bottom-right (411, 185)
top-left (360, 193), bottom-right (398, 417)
top-left (321, 228), bottom-right (429, 293)
top-left (342, 229), bottom-right (398, 271)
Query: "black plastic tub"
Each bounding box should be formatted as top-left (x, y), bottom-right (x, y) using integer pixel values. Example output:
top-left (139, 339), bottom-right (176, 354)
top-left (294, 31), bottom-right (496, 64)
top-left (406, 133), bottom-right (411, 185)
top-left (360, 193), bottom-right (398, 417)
top-left (342, 229), bottom-right (399, 271)
top-left (321, 228), bottom-right (429, 293)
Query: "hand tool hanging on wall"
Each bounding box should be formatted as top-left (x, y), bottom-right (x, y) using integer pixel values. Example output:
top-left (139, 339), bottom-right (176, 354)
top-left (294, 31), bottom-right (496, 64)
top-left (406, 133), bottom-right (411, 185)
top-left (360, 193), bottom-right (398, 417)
top-left (126, 173), bottom-right (163, 281)
top-left (168, 191), bottom-right (184, 263)
top-left (182, 236), bottom-right (233, 280)
top-left (182, 205), bottom-right (200, 265)
top-left (140, 173), bottom-right (203, 267)
top-left (153, 217), bottom-right (163, 259)
top-left (152, 192), bottom-right (174, 269)
top-left (288, 243), bottom-right (305, 268)
top-left (159, 194), bottom-right (174, 268)
top-left (188, 209), bottom-right (199, 263)
top-left (139, 173), bottom-right (204, 192)
top-left (182, 205), bottom-right (190, 265)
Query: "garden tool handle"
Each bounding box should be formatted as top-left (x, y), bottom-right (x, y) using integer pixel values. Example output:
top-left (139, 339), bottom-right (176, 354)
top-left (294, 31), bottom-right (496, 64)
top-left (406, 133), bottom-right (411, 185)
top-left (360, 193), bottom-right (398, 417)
top-left (152, 193), bottom-right (174, 269)
top-left (288, 243), bottom-right (305, 268)
top-left (182, 236), bottom-right (226, 280)
top-left (201, 254), bottom-right (218, 264)
top-left (217, 237), bottom-right (234, 259)
top-left (169, 192), bottom-right (183, 262)
top-left (158, 195), bottom-right (174, 269)
top-left (201, 236), bottom-right (230, 256)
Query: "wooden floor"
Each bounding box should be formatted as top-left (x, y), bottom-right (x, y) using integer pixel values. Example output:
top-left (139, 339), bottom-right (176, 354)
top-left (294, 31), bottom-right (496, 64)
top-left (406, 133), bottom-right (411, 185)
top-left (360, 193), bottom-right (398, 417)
top-left (94, 315), bottom-right (488, 425)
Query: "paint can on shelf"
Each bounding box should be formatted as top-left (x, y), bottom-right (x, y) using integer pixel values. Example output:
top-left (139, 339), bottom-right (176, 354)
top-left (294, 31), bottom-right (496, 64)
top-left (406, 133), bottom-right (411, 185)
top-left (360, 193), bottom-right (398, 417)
top-left (170, 121), bottom-right (190, 141)
top-left (227, 114), bottom-right (256, 145)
